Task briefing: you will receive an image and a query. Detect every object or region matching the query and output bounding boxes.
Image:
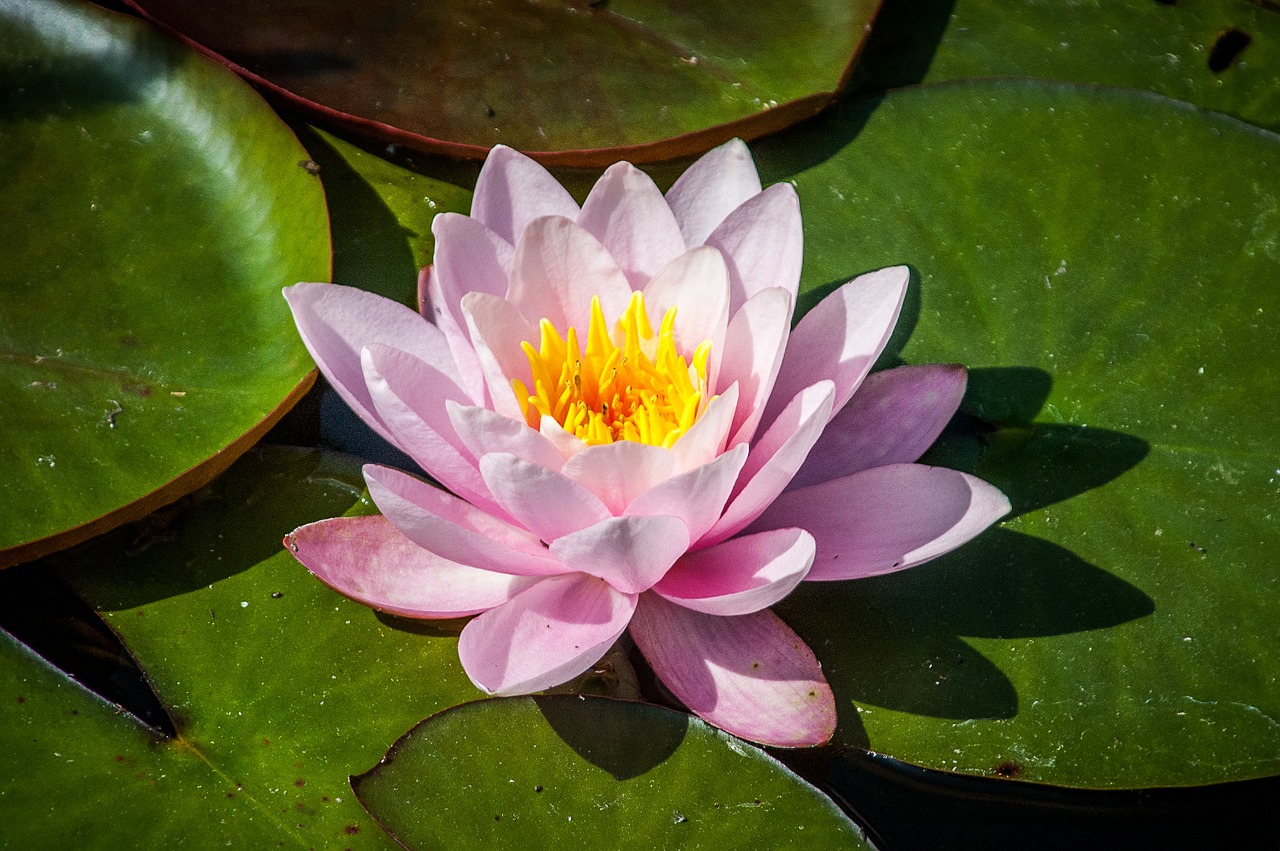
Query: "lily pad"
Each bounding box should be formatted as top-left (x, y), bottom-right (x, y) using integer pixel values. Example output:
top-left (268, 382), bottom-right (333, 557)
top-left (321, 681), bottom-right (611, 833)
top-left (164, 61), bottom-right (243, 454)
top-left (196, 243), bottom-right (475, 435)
top-left (353, 695), bottom-right (872, 849)
top-left (754, 79), bottom-right (1280, 788)
top-left (0, 0), bottom-right (330, 567)
top-left (122, 0), bottom-right (881, 165)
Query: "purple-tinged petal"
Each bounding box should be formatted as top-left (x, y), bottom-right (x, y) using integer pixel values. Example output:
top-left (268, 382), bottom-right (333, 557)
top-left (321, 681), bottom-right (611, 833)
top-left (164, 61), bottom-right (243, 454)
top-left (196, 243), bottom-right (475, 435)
top-left (716, 287), bottom-right (792, 448)
top-left (654, 527), bottom-right (814, 616)
top-left (364, 464), bottom-right (568, 577)
top-left (284, 283), bottom-right (459, 443)
top-left (470, 145), bottom-right (579, 244)
top-left (420, 267), bottom-right (488, 405)
top-left (286, 515), bottom-right (534, 617)
top-left (560, 441), bottom-right (682, 514)
top-left (672, 385), bottom-right (739, 471)
top-left (626, 444), bottom-right (748, 542)
top-left (479, 453), bottom-right (611, 541)
top-left (508, 216), bottom-right (632, 333)
top-left (460, 292), bottom-right (537, 420)
top-left (763, 266), bottom-right (908, 430)
top-left (641, 246), bottom-right (730, 383)
top-left (578, 161), bottom-right (686, 288)
top-left (700, 380), bottom-right (835, 547)
top-left (751, 463), bottom-right (1011, 581)
top-left (459, 573), bottom-right (636, 695)
top-left (431, 213), bottom-right (514, 322)
top-left (789, 364), bottom-right (968, 491)
top-left (705, 183), bottom-right (803, 314)
top-left (447, 402), bottom-right (565, 472)
top-left (630, 595), bottom-right (835, 747)
top-left (665, 138), bottom-right (763, 248)
top-left (549, 515), bottom-right (689, 594)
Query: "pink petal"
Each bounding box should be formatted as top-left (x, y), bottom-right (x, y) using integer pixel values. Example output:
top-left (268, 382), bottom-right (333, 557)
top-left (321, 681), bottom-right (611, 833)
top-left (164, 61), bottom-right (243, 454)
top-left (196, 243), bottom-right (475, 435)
top-left (549, 515), bottom-right (690, 594)
top-left (578, 161), bottom-right (686, 288)
top-left (479, 453), bottom-right (611, 541)
top-left (665, 138), bottom-right (763, 248)
top-left (641, 246), bottom-right (730, 383)
top-left (789, 364), bottom-right (968, 491)
top-left (283, 283), bottom-right (459, 444)
top-left (763, 266), bottom-right (908, 431)
top-left (630, 595), bottom-right (835, 747)
top-left (625, 444), bottom-right (748, 542)
top-left (286, 515), bottom-right (533, 617)
top-left (538, 416), bottom-right (587, 460)
top-left (447, 402), bottom-right (565, 472)
top-left (420, 267), bottom-right (488, 405)
top-left (507, 216), bottom-right (632, 333)
top-left (672, 385), bottom-right (739, 471)
top-left (458, 573), bottom-right (637, 694)
top-left (560, 441), bottom-right (681, 514)
top-left (704, 183), bottom-right (803, 314)
top-left (470, 145), bottom-right (580, 244)
top-left (653, 527), bottom-right (814, 616)
top-left (750, 463), bottom-right (1012, 581)
top-left (460, 292), bottom-right (537, 419)
top-left (430, 213), bottom-right (514, 324)
top-left (701, 380), bottom-right (835, 546)
top-left (716, 287), bottom-right (793, 448)
top-left (363, 464), bottom-right (567, 577)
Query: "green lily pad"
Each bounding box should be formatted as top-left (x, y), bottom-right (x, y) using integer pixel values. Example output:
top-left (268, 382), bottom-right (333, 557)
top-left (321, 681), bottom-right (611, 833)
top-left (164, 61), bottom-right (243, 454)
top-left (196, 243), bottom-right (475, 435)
top-left (855, 0), bottom-right (1280, 131)
top-left (0, 0), bottom-right (330, 567)
top-left (122, 0), bottom-right (880, 165)
top-left (353, 695), bottom-right (872, 849)
top-left (0, 447), bottom-right (480, 847)
top-left (754, 79), bottom-right (1280, 788)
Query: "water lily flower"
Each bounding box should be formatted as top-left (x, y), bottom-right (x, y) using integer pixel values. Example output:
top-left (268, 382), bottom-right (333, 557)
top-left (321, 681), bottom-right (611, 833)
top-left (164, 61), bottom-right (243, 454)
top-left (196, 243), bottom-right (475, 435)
top-left (282, 139), bottom-right (1010, 747)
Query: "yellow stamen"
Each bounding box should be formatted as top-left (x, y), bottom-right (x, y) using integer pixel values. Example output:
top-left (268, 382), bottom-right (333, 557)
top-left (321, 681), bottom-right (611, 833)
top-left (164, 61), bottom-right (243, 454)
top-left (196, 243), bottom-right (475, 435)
top-left (513, 293), bottom-right (714, 447)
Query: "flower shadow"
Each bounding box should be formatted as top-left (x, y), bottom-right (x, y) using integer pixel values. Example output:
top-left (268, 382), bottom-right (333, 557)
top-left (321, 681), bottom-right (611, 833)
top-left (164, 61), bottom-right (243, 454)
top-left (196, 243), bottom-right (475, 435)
top-left (533, 694), bottom-right (687, 781)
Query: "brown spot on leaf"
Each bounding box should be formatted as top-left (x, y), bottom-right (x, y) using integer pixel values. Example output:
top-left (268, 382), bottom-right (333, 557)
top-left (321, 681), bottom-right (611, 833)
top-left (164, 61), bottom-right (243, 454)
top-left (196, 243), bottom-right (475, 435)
top-left (993, 760), bottom-right (1024, 779)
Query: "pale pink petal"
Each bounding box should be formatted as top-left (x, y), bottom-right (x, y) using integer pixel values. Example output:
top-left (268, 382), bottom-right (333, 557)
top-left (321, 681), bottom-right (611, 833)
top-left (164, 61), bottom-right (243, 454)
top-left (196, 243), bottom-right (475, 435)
top-left (665, 138), bottom-right (763, 247)
top-left (653, 527), bottom-right (814, 616)
top-left (549, 515), bottom-right (690, 594)
top-left (700, 380), bottom-right (835, 546)
top-left (763, 266), bottom-right (908, 430)
top-left (470, 145), bottom-right (579, 244)
top-left (704, 183), bottom-right (803, 313)
top-left (420, 267), bottom-right (488, 405)
top-left (672, 385), bottom-right (739, 471)
top-left (630, 595), bottom-right (835, 747)
top-left (364, 464), bottom-right (568, 577)
top-left (750, 463), bottom-right (1011, 581)
top-left (430, 213), bottom-right (514, 322)
top-left (641, 246), bottom-right (730, 386)
top-left (538, 416), bottom-right (587, 460)
top-left (286, 515), bottom-right (534, 617)
top-left (716, 287), bottom-right (793, 448)
top-left (625, 445), bottom-right (748, 542)
top-left (560, 441), bottom-right (681, 514)
top-left (479, 453), bottom-right (611, 541)
top-left (284, 283), bottom-right (459, 443)
top-left (461, 292), bottom-right (536, 419)
top-left (447, 401), bottom-right (565, 472)
top-left (789, 364), bottom-right (967, 491)
top-left (507, 216), bottom-right (632, 333)
top-left (578, 162), bottom-right (686, 288)
top-left (459, 573), bottom-right (637, 694)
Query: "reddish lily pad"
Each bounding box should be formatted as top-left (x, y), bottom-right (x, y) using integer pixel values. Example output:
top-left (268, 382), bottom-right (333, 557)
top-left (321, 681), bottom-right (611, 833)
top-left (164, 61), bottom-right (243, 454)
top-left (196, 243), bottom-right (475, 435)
top-left (0, 0), bottom-right (330, 567)
top-left (122, 0), bottom-right (882, 165)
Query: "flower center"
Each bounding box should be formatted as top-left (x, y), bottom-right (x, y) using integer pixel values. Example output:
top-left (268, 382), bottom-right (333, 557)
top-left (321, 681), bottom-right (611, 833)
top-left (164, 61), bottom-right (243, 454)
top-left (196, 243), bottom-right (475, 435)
top-left (512, 292), bottom-right (712, 448)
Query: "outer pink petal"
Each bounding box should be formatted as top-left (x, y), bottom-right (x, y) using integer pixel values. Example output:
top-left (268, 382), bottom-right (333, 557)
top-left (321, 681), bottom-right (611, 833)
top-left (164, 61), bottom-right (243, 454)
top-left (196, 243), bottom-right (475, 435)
top-left (460, 292), bottom-right (536, 419)
top-left (559, 441), bottom-right (681, 514)
top-left (751, 463), bottom-right (1011, 581)
top-left (665, 138), bottom-right (763, 248)
top-left (672, 385), bottom-right (739, 471)
top-left (625, 444), bottom-right (748, 542)
top-left (508, 216), bottom-right (632, 333)
top-left (549, 515), bottom-right (690, 594)
top-left (700, 380), bottom-right (835, 546)
top-left (283, 283), bottom-right (458, 444)
top-left (286, 515), bottom-right (534, 617)
top-left (459, 573), bottom-right (637, 695)
top-left (420, 267), bottom-right (488, 405)
top-left (446, 401), bottom-right (565, 472)
top-left (470, 145), bottom-right (580, 244)
top-left (716, 287), bottom-right (793, 448)
top-left (630, 595), bottom-right (835, 747)
top-left (430, 213), bottom-right (514, 322)
top-left (654, 527), bottom-right (814, 617)
top-left (479, 453), bottom-right (611, 541)
top-left (641, 246), bottom-right (730, 386)
top-left (363, 464), bottom-right (568, 577)
top-left (789, 364), bottom-right (968, 491)
top-left (705, 183), bottom-right (803, 314)
top-left (578, 161), bottom-right (686, 288)
top-left (763, 266), bottom-right (908, 431)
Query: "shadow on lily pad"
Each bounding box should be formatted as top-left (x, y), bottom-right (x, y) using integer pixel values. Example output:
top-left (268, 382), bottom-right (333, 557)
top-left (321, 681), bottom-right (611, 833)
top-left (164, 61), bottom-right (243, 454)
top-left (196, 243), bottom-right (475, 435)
top-left (533, 695), bottom-right (687, 781)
